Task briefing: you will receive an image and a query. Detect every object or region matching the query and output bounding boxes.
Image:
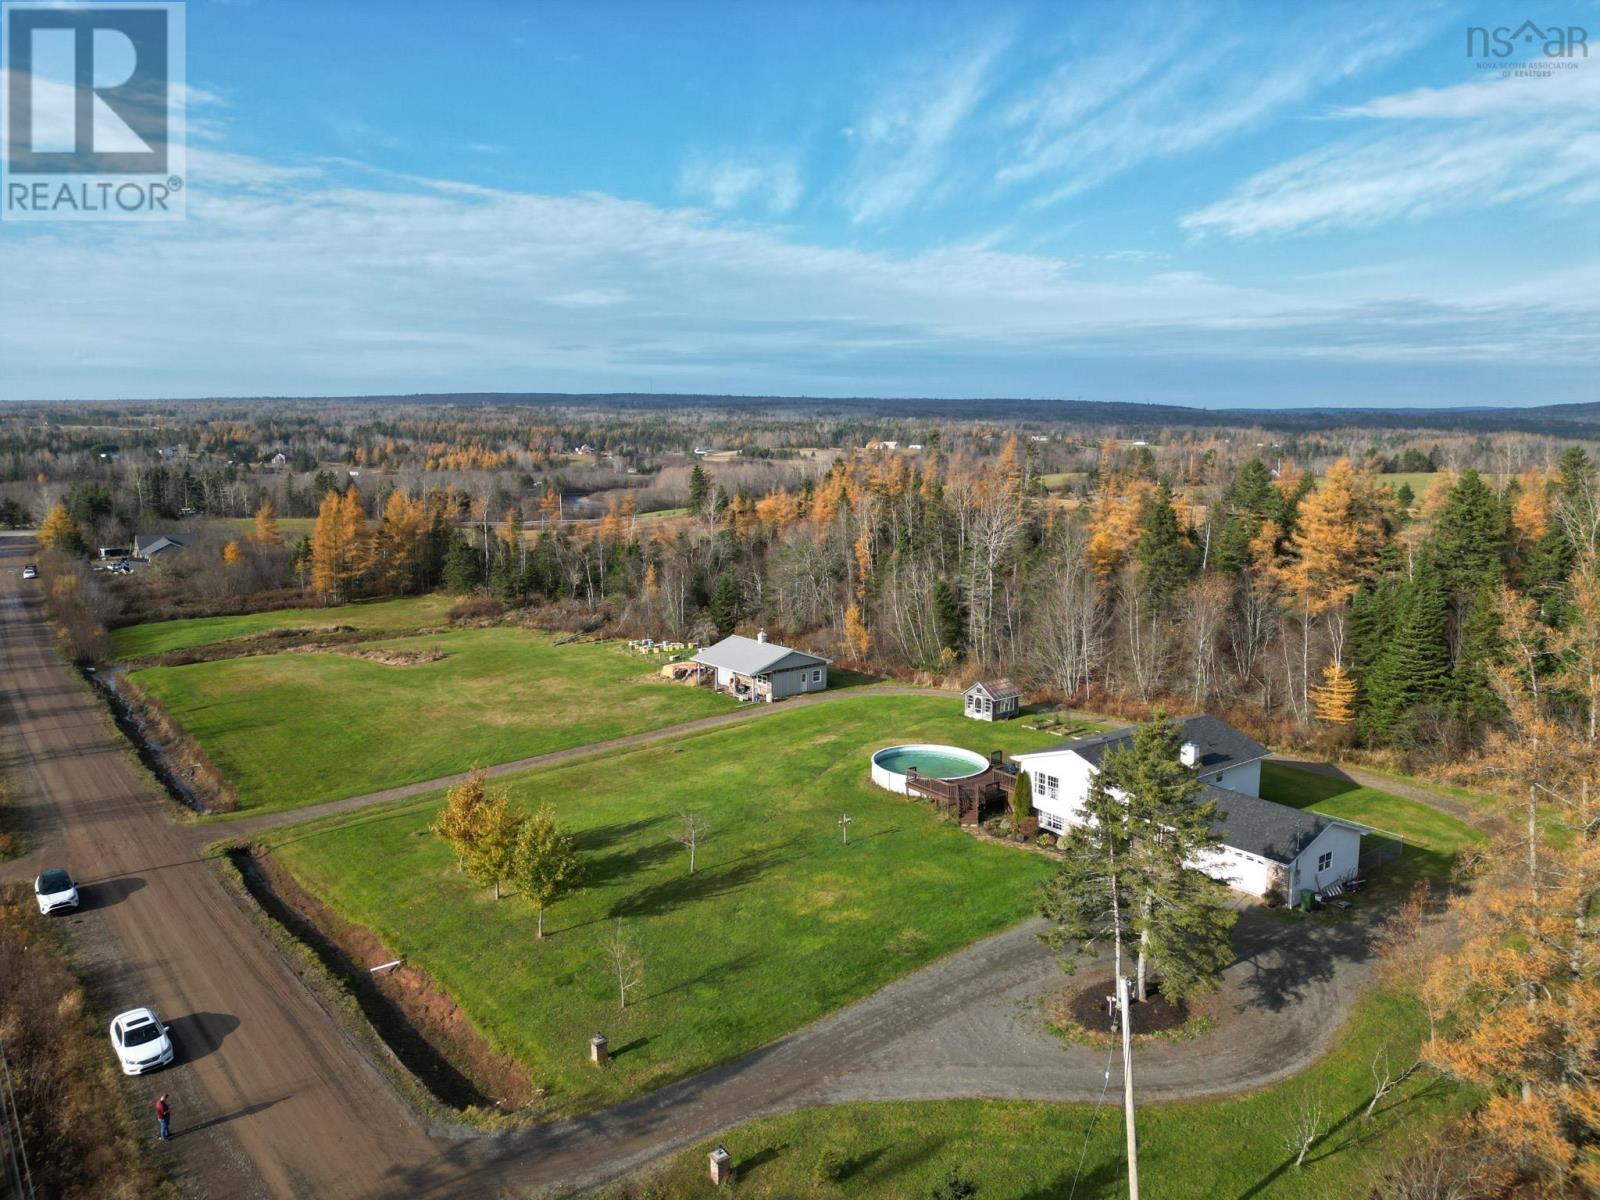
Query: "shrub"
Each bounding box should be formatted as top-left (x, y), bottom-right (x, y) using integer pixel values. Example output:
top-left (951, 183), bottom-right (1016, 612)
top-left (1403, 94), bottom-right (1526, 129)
top-left (449, 592), bottom-right (505, 624)
top-left (814, 1147), bottom-right (847, 1185)
top-left (994, 817), bottom-right (1012, 836)
top-left (1035, 832), bottom-right (1056, 849)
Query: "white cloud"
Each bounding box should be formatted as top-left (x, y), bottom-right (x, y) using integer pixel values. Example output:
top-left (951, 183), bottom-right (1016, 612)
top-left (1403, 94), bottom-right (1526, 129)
top-left (998, 8), bottom-right (1437, 205)
top-left (1184, 68), bottom-right (1600, 237)
top-left (1, 146), bottom-right (1595, 401)
top-left (679, 155), bottom-right (802, 213)
top-left (841, 34), bottom-right (1009, 223)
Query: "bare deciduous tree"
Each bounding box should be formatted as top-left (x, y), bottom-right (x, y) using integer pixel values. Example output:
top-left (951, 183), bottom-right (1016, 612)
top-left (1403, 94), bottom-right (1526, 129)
top-left (1283, 1090), bottom-right (1325, 1171)
top-left (674, 810), bottom-right (707, 874)
top-left (604, 920), bottom-right (644, 1010)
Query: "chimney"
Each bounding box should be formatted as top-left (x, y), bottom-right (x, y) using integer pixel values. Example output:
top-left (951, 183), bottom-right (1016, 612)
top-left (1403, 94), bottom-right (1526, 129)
top-left (1180, 741), bottom-right (1199, 768)
top-left (756, 629), bottom-right (767, 643)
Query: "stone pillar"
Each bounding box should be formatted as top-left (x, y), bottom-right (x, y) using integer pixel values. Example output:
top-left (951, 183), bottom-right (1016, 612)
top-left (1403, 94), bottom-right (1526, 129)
top-left (709, 1145), bottom-right (733, 1186)
top-left (590, 1033), bottom-right (608, 1067)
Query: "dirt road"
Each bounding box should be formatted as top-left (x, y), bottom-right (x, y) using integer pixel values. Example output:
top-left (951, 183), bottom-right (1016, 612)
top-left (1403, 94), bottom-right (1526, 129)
top-left (0, 540), bottom-right (488, 1200)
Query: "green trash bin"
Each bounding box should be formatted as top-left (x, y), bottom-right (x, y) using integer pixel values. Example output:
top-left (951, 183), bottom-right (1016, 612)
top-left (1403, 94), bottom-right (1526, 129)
top-left (1298, 889), bottom-right (1315, 911)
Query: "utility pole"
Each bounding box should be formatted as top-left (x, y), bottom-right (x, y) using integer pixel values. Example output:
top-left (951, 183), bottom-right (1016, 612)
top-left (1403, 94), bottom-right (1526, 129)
top-left (1119, 974), bottom-right (1140, 1200)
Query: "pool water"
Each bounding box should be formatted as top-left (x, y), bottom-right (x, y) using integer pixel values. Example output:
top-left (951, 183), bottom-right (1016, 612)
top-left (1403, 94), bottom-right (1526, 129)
top-left (872, 746), bottom-right (987, 779)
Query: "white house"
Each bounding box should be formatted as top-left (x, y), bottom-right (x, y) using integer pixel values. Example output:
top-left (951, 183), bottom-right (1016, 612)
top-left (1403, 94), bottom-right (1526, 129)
top-left (1012, 715), bottom-right (1363, 900)
top-left (692, 632), bottom-right (829, 702)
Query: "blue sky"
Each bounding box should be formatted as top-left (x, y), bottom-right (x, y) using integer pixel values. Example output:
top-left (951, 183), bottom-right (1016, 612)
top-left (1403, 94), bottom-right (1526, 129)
top-left (2, 0), bottom-right (1598, 406)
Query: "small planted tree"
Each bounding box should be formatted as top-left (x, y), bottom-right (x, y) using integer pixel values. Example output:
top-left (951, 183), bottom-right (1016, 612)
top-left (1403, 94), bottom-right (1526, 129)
top-left (510, 803), bottom-right (584, 938)
top-left (605, 920), bottom-right (645, 1010)
top-left (430, 769), bottom-right (489, 870)
top-left (464, 793), bottom-right (524, 901)
top-left (674, 810), bottom-right (707, 874)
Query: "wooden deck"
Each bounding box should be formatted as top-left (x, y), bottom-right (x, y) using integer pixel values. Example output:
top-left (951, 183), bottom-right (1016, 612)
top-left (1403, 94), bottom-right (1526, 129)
top-left (904, 759), bottom-right (1017, 825)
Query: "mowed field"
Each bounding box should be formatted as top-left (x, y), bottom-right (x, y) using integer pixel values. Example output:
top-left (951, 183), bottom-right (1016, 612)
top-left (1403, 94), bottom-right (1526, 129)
top-left (267, 695), bottom-right (1066, 1116)
top-left (611, 765), bottom-right (1482, 1199)
top-left (130, 627), bottom-right (738, 813)
top-left (111, 594), bottom-right (455, 659)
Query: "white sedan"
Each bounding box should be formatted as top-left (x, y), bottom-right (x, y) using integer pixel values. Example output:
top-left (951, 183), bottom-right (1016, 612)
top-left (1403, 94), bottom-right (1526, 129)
top-left (34, 868), bottom-right (79, 914)
top-left (21, 564), bottom-right (37, 579)
top-left (109, 1008), bottom-right (175, 1075)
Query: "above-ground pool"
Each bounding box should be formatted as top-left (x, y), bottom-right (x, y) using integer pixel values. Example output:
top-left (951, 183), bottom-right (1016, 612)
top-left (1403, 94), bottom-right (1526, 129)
top-left (871, 744), bottom-right (990, 794)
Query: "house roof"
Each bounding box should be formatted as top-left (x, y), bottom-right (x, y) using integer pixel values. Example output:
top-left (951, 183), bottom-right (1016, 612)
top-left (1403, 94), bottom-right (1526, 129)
top-left (1202, 784), bottom-right (1360, 865)
top-left (693, 634), bottom-right (829, 676)
top-left (966, 678), bottom-right (1021, 701)
top-left (1017, 714), bottom-right (1267, 773)
top-left (133, 534), bottom-right (185, 557)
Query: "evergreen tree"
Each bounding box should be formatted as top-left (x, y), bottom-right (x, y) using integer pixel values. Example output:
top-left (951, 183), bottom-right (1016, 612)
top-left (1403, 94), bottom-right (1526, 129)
top-left (708, 570), bottom-right (740, 636)
top-left (441, 533), bottom-right (483, 595)
top-left (1009, 769), bottom-right (1033, 829)
top-left (687, 464), bottom-right (711, 516)
top-left (1135, 483), bottom-right (1193, 602)
top-left (1214, 459), bottom-right (1277, 575)
top-left (1361, 569), bottom-right (1452, 742)
top-left (1428, 470), bottom-right (1507, 598)
top-left (931, 578), bottom-right (965, 654)
top-left (1451, 582), bottom-right (1503, 728)
top-left (1106, 716), bottom-right (1237, 1002)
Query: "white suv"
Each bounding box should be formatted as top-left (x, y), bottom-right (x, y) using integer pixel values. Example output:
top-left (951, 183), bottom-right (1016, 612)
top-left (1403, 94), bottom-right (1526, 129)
top-left (110, 1008), bottom-right (175, 1075)
top-left (34, 868), bottom-right (80, 914)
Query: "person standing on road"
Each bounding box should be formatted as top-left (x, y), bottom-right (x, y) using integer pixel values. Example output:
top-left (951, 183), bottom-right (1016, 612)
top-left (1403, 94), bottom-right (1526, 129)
top-left (155, 1094), bottom-right (171, 1141)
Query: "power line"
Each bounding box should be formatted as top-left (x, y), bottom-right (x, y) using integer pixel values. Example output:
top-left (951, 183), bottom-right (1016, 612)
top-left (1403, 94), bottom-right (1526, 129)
top-left (1066, 1041), bottom-right (1118, 1200)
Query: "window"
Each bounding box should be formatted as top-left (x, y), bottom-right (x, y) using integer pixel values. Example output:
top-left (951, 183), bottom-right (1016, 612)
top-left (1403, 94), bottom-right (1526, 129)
top-left (811, 669), bottom-right (822, 683)
top-left (1039, 811), bottom-right (1065, 833)
top-left (1317, 851), bottom-right (1332, 872)
top-left (1039, 773), bottom-right (1059, 801)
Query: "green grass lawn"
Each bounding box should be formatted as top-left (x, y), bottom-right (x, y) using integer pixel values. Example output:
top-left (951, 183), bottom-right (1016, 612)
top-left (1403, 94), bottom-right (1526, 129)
top-left (111, 594), bottom-right (456, 659)
top-left (630, 988), bottom-right (1468, 1200)
top-left (212, 515), bottom-right (318, 540)
top-left (266, 695), bottom-right (1064, 1117)
top-left (1260, 761), bottom-right (1482, 892)
top-left (132, 627), bottom-right (739, 813)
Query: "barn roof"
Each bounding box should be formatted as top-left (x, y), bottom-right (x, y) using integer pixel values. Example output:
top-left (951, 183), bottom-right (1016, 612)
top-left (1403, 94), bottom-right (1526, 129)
top-left (693, 634), bottom-right (829, 676)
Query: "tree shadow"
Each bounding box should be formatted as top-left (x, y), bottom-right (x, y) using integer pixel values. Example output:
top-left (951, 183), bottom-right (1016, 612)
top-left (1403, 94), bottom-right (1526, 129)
top-left (1016, 1157), bottom-right (1124, 1200)
top-left (79, 874), bottom-right (147, 910)
top-left (571, 816), bottom-right (663, 856)
top-left (582, 838), bottom-right (683, 890)
top-left (824, 668), bottom-right (887, 690)
top-left (1232, 908), bottom-right (1370, 1013)
top-left (646, 951), bottom-right (759, 1001)
top-left (165, 1011), bottom-right (241, 1065)
top-left (1235, 1092), bottom-right (1371, 1200)
top-left (608, 848), bottom-right (792, 920)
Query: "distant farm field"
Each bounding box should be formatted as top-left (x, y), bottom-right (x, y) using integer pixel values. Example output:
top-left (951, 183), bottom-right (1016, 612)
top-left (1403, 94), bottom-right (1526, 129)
top-left (130, 627), bottom-right (737, 814)
top-left (212, 516), bottom-right (318, 540)
top-left (111, 594), bottom-right (455, 659)
top-left (268, 695), bottom-right (1064, 1116)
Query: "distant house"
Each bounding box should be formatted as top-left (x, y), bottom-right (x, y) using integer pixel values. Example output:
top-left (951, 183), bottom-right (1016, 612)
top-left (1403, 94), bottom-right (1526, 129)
top-left (1011, 715), bottom-right (1364, 900)
top-left (132, 534), bottom-right (185, 561)
top-left (964, 678), bottom-right (1021, 721)
top-left (693, 445), bottom-right (713, 456)
top-left (269, 452), bottom-right (288, 468)
top-left (692, 632), bottom-right (829, 703)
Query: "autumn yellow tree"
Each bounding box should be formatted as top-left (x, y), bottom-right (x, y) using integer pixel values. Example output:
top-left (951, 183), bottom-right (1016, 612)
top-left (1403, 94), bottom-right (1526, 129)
top-left (843, 601), bottom-right (870, 660)
top-left (372, 490), bottom-right (426, 594)
top-left (1421, 563), bottom-right (1600, 1192)
top-left (309, 487), bottom-right (370, 601)
top-left (37, 502), bottom-right (84, 554)
top-left (221, 539), bottom-right (244, 568)
top-left (430, 770), bottom-right (489, 871)
top-left (1309, 662), bottom-right (1356, 724)
top-left (249, 501), bottom-right (283, 547)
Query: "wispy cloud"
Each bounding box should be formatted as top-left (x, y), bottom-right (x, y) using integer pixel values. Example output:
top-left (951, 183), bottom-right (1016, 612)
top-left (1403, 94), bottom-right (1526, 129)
top-left (841, 33), bottom-right (1010, 223)
top-left (999, 7), bottom-right (1437, 206)
top-left (3, 146), bottom-right (1595, 403)
top-left (679, 155), bottom-right (802, 213)
top-left (1184, 67), bottom-right (1600, 236)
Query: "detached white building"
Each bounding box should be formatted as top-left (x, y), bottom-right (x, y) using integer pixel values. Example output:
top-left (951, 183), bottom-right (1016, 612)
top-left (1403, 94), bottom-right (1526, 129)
top-left (1012, 715), bottom-right (1363, 901)
top-left (693, 633), bottom-right (829, 703)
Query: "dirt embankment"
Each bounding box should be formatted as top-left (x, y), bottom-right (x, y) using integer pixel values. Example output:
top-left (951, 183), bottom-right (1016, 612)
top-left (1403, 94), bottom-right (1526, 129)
top-left (229, 848), bottom-right (537, 1116)
top-left (97, 669), bottom-right (239, 813)
top-left (122, 622), bottom-right (455, 669)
